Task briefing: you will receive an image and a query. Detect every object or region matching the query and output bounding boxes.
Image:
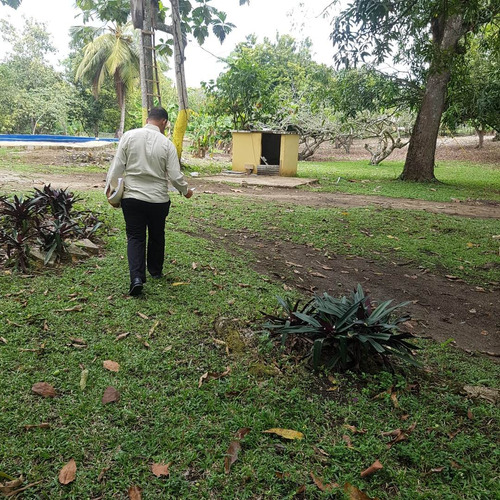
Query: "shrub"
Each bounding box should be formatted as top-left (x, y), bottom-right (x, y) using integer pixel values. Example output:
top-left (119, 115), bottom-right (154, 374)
top-left (263, 284), bottom-right (419, 371)
top-left (0, 186), bottom-right (102, 271)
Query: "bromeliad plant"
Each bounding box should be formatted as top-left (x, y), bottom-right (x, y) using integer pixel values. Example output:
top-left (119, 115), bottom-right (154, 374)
top-left (0, 186), bottom-right (103, 271)
top-left (32, 185), bottom-right (82, 222)
top-left (264, 284), bottom-right (419, 371)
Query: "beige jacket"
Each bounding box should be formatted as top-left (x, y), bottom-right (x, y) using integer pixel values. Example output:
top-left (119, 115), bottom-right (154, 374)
top-left (106, 124), bottom-right (189, 203)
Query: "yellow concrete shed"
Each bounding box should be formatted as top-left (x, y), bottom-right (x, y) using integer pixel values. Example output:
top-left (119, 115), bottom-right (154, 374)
top-left (231, 130), bottom-right (299, 177)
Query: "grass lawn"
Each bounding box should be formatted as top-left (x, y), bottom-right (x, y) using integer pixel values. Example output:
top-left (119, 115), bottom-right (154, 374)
top-left (297, 160), bottom-right (500, 203)
top-left (1, 188), bottom-right (499, 498)
top-left (172, 196), bottom-right (500, 286)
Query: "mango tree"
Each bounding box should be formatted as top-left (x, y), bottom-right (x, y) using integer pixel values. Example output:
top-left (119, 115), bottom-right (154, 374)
top-left (330, 0), bottom-right (499, 181)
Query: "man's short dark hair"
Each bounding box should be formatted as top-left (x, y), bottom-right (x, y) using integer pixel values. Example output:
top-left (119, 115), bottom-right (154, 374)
top-left (148, 107), bottom-right (169, 122)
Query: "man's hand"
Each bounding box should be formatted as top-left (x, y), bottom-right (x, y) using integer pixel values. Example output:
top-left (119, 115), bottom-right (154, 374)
top-left (184, 188), bottom-right (195, 199)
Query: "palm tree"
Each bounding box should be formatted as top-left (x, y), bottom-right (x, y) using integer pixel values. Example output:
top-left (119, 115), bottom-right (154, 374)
top-left (73, 23), bottom-right (139, 137)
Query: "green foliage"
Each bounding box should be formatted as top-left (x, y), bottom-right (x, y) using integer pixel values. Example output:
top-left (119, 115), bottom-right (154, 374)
top-left (264, 285), bottom-right (417, 371)
top-left (0, 19), bottom-right (71, 134)
top-left (330, 0), bottom-right (497, 72)
top-left (0, 0), bottom-right (21, 7)
top-left (444, 24), bottom-right (500, 133)
top-left (187, 111), bottom-right (231, 157)
top-left (204, 35), bottom-right (335, 130)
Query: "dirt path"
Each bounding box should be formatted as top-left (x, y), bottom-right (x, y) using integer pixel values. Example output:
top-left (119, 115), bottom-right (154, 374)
top-left (193, 181), bottom-right (500, 219)
top-left (1, 169), bottom-right (499, 219)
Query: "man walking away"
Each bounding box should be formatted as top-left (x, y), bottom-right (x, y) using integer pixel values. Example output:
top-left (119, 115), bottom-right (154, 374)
top-left (106, 107), bottom-right (194, 296)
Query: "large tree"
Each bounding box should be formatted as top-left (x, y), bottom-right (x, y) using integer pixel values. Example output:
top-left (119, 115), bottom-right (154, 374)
top-left (73, 23), bottom-right (140, 137)
top-left (330, 0), bottom-right (499, 181)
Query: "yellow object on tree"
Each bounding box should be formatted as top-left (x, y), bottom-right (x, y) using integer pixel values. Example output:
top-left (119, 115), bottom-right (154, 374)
top-left (172, 108), bottom-right (189, 159)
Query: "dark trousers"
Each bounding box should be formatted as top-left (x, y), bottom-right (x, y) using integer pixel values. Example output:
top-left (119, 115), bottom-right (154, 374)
top-left (121, 198), bottom-right (171, 282)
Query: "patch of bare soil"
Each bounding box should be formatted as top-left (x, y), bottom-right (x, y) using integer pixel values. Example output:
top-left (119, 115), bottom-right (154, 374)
top-left (188, 226), bottom-right (500, 357)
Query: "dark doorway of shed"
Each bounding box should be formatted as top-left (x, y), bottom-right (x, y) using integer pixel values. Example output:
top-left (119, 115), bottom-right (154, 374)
top-left (261, 133), bottom-right (281, 165)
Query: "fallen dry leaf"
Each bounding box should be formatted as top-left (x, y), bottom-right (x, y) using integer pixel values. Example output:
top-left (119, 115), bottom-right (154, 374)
top-left (115, 332), bottom-right (130, 341)
top-left (310, 271), bottom-right (327, 278)
top-left (343, 424), bottom-right (367, 434)
top-left (149, 320), bottom-right (160, 337)
top-left (80, 369), bottom-right (89, 391)
top-left (198, 367), bottom-right (231, 388)
top-left (97, 466), bottom-right (110, 482)
top-left (342, 434), bottom-right (354, 449)
top-left (0, 477), bottom-right (23, 495)
top-left (58, 459), bottom-right (77, 485)
top-left (344, 482), bottom-right (375, 500)
top-left (236, 428), bottom-right (251, 440)
top-left (63, 305), bottom-right (83, 312)
top-left (467, 408), bottom-right (474, 420)
top-left (384, 422), bottom-right (417, 448)
top-left (70, 337), bottom-right (86, 345)
top-left (103, 360), bottom-right (120, 372)
top-left (360, 460), bottom-right (383, 478)
top-left (463, 385), bottom-right (499, 403)
top-left (447, 429), bottom-right (461, 440)
top-left (192, 262), bottom-right (198, 270)
top-left (102, 386), bottom-right (120, 404)
top-left (429, 467), bottom-right (445, 474)
top-left (0, 477), bottom-right (42, 497)
top-left (313, 445), bottom-right (330, 457)
top-left (0, 337), bottom-right (7, 344)
top-left (263, 428), bottom-right (304, 440)
top-left (137, 312), bottom-right (149, 320)
top-left (296, 484), bottom-right (306, 494)
top-left (310, 472), bottom-right (339, 491)
top-left (224, 440), bottom-right (241, 474)
top-left (151, 462), bottom-right (171, 478)
top-left (172, 282), bottom-right (189, 286)
top-left (285, 261), bottom-right (303, 268)
top-left (134, 334), bottom-right (150, 348)
top-left (275, 471), bottom-right (291, 480)
top-left (128, 485), bottom-right (142, 499)
top-left (390, 392), bottom-right (399, 408)
top-left (23, 422), bottom-right (50, 430)
top-left (32, 382), bottom-right (56, 398)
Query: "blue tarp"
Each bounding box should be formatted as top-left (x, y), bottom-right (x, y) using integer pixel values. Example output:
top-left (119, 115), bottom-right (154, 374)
top-left (0, 134), bottom-right (118, 143)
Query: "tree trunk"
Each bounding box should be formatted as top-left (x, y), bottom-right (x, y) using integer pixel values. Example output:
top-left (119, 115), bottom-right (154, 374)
top-left (118, 97), bottom-right (126, 138)
top-left (115, 74), bottom-right (126, 137)
top-left (475, 128), bottom-right (485, 149)
top-left (170, 0), bottom-right (189, 159)
top-left (138, 0), bottom-right (154, 124)
top-left (400, 14), bottom-right (466, 182)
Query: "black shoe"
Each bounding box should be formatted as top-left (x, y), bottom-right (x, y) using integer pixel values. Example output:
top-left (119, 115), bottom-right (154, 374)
top-left (129, 278), bottom-right (143, 296)
top-left (151, 274), bottom-right (163, 279)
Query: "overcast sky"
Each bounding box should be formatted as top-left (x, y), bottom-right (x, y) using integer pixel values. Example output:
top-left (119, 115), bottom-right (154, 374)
top-left (0, 0), bottom-right (338, 87)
